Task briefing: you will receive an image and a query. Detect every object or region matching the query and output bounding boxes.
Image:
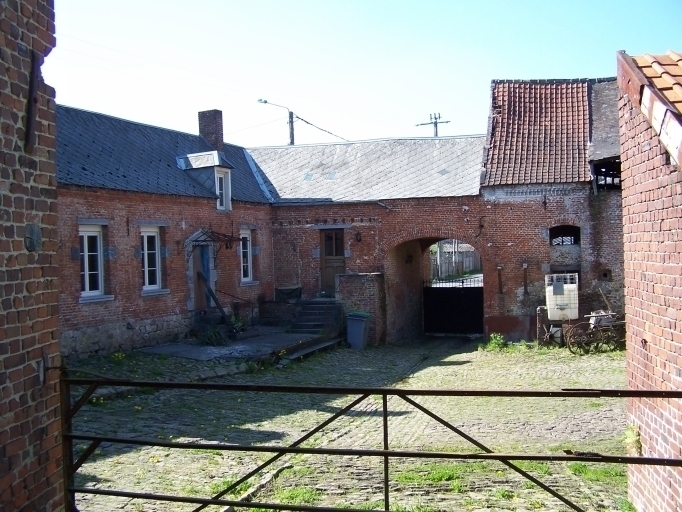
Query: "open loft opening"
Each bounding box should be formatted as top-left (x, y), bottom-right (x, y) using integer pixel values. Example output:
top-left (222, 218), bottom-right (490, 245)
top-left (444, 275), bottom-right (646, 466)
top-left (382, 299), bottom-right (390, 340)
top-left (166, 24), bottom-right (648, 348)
top-left (592, 159), bottom-right (622, 190)
top-left (549, 225), bottom-right (581, 246)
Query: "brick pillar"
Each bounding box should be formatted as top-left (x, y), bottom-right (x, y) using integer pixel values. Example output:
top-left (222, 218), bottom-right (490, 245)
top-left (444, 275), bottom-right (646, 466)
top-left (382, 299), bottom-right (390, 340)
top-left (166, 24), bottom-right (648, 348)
top-left (336, 273), bottom-right (386, 344)
top-left (1, 1), bottom-right (62, 510)
top-left (198, 109), bottom-right (224, 151)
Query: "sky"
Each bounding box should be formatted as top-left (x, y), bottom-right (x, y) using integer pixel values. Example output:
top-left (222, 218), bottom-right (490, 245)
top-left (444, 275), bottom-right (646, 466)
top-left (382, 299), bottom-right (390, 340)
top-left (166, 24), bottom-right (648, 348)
top-left (43, 0), bottom-right (681, 148)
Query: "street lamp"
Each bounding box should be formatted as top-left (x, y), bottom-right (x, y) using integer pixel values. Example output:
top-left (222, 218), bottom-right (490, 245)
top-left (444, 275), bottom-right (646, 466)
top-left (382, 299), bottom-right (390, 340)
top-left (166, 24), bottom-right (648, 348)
top-left (258, 99), bottom-right (294, 145)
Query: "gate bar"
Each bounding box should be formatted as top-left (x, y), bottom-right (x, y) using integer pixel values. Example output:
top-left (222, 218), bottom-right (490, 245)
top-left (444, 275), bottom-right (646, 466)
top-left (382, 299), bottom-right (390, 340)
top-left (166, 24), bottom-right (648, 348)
top-left (401, 395), bottom-right (583, 511)
top-left (65, 433), bottom-right (682, 466)
top-left (193, 393), bottom-right (371, 512)
top-left (59, 377), bottom-right (682, 398)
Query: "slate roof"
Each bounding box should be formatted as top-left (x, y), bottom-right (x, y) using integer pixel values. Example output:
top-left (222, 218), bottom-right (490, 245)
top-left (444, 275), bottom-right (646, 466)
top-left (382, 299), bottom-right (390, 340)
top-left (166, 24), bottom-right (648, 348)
top-left (56, 106), bottom-right (270, 203)
top-left (482, 78), bottom-right (618, 186)
top-left (589, 80), bottom-right (620, 162)
top-left (246, 136), bottom-right (486, 203)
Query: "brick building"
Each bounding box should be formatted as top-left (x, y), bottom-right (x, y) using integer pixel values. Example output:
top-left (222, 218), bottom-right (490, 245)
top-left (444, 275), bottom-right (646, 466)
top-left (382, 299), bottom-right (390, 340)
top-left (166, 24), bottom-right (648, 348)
top-left (480, 78), bottom-right (624, 337)
top-left (55, 75), bottom-right (624, 355)
top-left (617, 50), bottom-right (682, 512)
top-left (1, 1), bottom-right (63, 510)
top-left (56, 107), bottom-right (273, 358)
top-left (250, 77), bottom-right (623, 343)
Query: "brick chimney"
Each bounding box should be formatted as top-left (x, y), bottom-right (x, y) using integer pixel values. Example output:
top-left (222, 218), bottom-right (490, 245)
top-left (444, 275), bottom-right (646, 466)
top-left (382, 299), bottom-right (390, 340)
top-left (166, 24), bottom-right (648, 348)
top-left (198, 109), bottom-right (224, 151)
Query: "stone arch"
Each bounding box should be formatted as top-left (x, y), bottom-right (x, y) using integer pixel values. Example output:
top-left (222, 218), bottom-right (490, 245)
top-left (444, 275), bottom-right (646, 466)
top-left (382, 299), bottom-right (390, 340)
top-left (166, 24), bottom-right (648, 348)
top-left (379, 227), bottom-right (486, 344)
top-left (378, 227), bottom-right (488, 264)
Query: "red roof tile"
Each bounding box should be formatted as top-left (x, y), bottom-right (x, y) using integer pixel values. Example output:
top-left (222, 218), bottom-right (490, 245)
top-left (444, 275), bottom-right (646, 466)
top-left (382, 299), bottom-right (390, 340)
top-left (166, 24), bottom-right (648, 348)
top-left (618, 50), bottom-right (682, 166)
top-left (483, 80), bottom-right (598, 186)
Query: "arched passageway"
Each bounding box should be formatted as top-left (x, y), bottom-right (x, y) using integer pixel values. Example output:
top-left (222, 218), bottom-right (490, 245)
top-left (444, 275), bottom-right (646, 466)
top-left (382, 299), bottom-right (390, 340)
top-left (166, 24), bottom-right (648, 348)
top-left (383, 236), bottom-right (484, 344)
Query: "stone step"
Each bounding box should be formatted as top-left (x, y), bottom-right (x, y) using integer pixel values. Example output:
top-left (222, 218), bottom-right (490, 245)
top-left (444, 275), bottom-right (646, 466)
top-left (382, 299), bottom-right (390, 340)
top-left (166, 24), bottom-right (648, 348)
top-left (291, 322), bottom-right (328, 330)
top-left (289, 327), bottom-right (327, 334)
top-left (284, 337), bottom-right (344, 360)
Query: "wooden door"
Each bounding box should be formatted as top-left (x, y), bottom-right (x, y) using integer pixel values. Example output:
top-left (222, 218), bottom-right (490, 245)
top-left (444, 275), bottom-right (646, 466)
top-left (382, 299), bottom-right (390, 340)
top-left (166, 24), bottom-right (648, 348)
top-left (320, 230), bottom-right (345, 296)
top-left (192, 245), bottom-right (210, 310)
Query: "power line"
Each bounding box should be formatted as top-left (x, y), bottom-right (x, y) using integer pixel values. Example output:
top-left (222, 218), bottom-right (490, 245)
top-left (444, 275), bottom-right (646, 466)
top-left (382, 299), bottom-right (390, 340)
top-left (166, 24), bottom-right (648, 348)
top-left (295, 115), bottom-right (348, 142)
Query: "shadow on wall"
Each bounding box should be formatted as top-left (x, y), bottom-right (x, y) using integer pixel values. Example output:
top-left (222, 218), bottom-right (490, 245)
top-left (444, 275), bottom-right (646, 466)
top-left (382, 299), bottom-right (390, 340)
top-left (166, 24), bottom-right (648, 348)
top-left (384, 239), bottom-right (425, 344)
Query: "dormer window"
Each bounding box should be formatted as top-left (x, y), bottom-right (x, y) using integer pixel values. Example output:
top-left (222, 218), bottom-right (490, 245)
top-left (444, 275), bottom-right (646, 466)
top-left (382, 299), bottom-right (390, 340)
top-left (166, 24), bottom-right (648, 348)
top-left (215, 168), bottom-right (231, 211)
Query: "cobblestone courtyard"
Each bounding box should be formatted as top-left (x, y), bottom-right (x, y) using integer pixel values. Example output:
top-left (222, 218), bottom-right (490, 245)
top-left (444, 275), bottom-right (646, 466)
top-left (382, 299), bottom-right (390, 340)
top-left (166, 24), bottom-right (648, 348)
top-left (70, 338), bottom-right (628, 511)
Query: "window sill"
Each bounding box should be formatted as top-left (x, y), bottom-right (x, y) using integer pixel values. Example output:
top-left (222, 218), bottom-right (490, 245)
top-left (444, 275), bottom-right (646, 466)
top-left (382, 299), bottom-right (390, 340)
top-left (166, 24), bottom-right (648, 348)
top-left (141, 288), bottom-right (171, 297)
top-left (239, 280), bottom-right (259, 287)
top-left (79, 294), bottom-right (115, 304)
top-left (216, 208), bottom-right (233, 214)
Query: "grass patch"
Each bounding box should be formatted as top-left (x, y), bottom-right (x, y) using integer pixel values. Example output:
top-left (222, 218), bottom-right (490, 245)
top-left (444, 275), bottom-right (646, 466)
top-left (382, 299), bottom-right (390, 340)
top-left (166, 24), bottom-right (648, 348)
top-left (567, 462), bottom-right (626, 485)
top-left (208, 478), bottom-right (251, 496)
top-left (494, 488), bottom-right (515, 499)
top-left (391, 505), bottom-right (441, 512)
top-left (274, 486), bottom-right (321, 505)
top-left (514, 460), bottom-right (552, 475)
top-left (395, 462), bottom-right (491, 484)
top-left (281, 466), bottom-right (315, 478)
top-left (617, 498), bottom-right (637, 511)
top-left (186, 448), bottom-right (223, 457)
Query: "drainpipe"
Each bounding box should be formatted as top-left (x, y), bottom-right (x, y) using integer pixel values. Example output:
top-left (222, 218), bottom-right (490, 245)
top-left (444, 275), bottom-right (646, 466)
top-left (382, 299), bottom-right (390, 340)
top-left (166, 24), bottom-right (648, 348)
top-left (589, 163), bottom-right (598, 196)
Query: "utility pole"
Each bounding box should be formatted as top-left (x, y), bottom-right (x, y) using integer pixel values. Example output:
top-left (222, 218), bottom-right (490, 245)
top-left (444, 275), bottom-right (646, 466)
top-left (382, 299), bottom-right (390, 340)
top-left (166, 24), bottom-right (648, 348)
top-left (416, 113), bottom-right (450, 137)
top-left (258, 99), bottom-right (295, 145)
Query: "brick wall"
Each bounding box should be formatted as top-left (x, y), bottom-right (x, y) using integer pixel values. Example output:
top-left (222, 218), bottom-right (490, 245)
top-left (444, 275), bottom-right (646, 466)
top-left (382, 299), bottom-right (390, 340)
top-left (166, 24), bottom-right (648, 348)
top-left (271, 189), bottom-right (623, 344)
top-left (58, 185), bottom-right (273, 358)
top-left (336, 273), bottom-right (386, 344)
top-left (619, 93), bottom-right (682, 512)
top-left (0, 1), bottom-right (63, 510)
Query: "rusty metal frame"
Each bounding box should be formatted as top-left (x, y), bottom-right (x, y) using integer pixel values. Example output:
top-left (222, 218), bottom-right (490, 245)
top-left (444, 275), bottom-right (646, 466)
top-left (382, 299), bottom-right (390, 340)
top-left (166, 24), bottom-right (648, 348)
top-left (60, 371), bottom-right (682, 512)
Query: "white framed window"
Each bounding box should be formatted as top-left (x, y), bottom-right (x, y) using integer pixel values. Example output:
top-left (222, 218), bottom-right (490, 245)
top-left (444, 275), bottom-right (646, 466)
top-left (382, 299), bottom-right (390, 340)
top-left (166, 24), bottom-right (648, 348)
top-left (79, 225), bottom-right (103, 296)
top-left (141, 227), bottom-right (161, 290)
top-left (240, 230), bottom-right (252, 282)
top-left (215, 169), bottom-right (231, 210)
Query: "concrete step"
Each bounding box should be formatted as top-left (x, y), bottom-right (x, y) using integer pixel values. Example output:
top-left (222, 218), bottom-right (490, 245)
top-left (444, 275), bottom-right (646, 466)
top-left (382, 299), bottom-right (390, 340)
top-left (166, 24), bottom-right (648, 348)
top-left (284, 337), bottom-right (344, 360)
top-left (289, 327), bottom-right (327, 334)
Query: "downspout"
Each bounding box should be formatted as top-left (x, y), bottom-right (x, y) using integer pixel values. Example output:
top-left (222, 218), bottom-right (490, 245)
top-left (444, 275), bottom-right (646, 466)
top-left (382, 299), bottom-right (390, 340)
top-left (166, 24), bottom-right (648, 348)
top-left (589, 163), bottom-right (598, 196)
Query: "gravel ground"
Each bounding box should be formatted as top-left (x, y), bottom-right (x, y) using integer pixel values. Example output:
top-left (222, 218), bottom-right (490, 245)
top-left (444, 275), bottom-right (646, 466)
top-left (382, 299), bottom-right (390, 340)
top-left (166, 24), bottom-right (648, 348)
top-left (68, 338), bottom-right (629, 512)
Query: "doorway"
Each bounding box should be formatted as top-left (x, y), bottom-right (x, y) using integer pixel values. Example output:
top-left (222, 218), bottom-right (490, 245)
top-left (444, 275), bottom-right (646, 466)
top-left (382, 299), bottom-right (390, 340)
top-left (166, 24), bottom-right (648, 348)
top-left (191, 244), bottom-right (211, 310)
top-left (320, 229), bottom-right (345, 296)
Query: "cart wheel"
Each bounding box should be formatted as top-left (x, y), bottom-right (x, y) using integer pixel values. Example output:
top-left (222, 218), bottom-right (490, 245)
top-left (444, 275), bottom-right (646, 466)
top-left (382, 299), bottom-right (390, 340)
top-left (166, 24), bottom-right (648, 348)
top-left (566, 323), bottom-right (590, 355)
top-left (601, 324), bottom-right (626, 351)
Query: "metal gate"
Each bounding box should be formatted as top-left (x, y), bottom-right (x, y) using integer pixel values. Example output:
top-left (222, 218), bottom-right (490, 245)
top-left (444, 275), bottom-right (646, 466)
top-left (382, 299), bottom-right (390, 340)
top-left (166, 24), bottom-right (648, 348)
top-left (423, 276), bottom-right (483, 334)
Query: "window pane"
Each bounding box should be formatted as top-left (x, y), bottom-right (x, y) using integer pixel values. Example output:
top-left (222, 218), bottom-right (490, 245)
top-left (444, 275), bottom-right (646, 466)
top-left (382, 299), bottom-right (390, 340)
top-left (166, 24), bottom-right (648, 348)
top-left (334, 232), bottom-right (343, 256)
top-left (79, 235), bottom-right (86, 291)
top-left (88, 271), bottom-right (100, 291)
top-left (241, 236), bottom-right (250, 279)
top-left (148, 268), bottom-right (157, 286)
top-left (87, 234), bottom-right (98, 254)
top-left (218, 176), bottom-right (224, 207)
top-left (147, 250), bottom-right (156, 271)
top-left (88, 253), bottom-right (99, 275)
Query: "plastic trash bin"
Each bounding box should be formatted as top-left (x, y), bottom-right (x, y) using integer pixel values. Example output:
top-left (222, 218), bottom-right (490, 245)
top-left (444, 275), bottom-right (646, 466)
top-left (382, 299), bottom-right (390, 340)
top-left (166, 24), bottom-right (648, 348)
top-left (346, 312), bottom-right (371, 350)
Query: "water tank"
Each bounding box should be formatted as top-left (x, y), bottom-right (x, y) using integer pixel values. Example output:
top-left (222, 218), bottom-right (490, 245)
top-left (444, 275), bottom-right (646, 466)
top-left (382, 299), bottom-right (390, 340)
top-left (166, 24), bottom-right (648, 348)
top-left (545, 273), bottom-right (579, 321)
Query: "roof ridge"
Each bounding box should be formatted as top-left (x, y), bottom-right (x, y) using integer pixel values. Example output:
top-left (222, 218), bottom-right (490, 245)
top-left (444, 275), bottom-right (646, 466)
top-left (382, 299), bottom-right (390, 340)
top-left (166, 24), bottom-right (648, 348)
top-left (492, 77), bottom-right (616, 85)
top-left (57, 104), bottom-right (204, 139)
top-left (248, 134), bottom-right (486, 150)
